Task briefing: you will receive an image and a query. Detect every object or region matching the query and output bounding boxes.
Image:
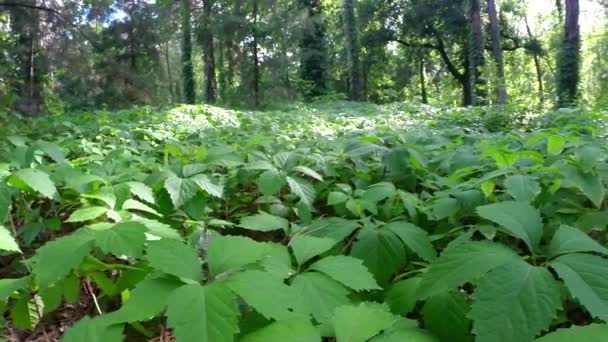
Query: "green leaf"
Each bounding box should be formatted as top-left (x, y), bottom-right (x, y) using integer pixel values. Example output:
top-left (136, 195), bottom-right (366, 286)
top-left (0, 277), bottom-right (28, 300)
top-left (239, 212), bottom-right (289, 232)
top-left (293, 165), bottom-right (324, 182)
top-left (164, 175), bottom-right (198, 208)
top-left (504, 175), bottom-right (541, 202)
top-left (241, 318), bottom-right (321, 342)
top-left (31, 232), bottom-right (95, 287)
top-left (146, 239), bottom-right (203, 281)
top-left (350, 227), bottom-right (406, 285)
top-left (11, 294), bottom-right (43, 330)
top-left (328, 191), bottom-right (349, 205)
top-left (166, 284), bottom-right (239, 342)
top-left (333, 302), bottom-right (397, 342)
top-left (371, 326), bottom-right (438, 342)
top-left (291, 272), bottom-right (350, 323)
top-left (191, 174), bottom-right (224, 198)
top-left (418, 241), bottom-right (520, 299)
top-left (432, 198), bottom-right (460, 219)
top-left (11, 168), bottom-right (57, 199)
top-left (476, 201), bottom-right (543, 252)
top-left (422, 292), bottom-right (472, 342)
top-left (562, 166), bottom-right (605, 208)
top-left (103, 277), bottom-right (182, 324)
top-left (90, 222), bottom-right (147, 257)
top-left (534, 324), bottom-right (608, 342)
top-left (385, 277), bottom-right (421, 316)
top-left (471, 261), bottom-right (562, 342)
top-left (35, 140), bottom-right (66, 163)
top-left (311, 255), bottom-right (381, 291)
top-left (290, 235), bottom-right (336, 265)
top-left (0, 225), bottom-right (20, 253)
top-left (287, 176), bottom-right (316, 205)
top-left (225, 270), bottom-right (298, 320)
top-left (67, 206), bottom-right (108, 223)
top-left (122, 199), bottom-right (161, 216)
top-left (62, 317), bottom-right (124, 342)
top-left (547, 225), bottom-right (608, 258)
top-left (0, 183), bottom-right (10, 223)
top-left (384, 221), bottom-right (436, 262)
top-left (546, 136), bottom-right (566, 156)
top-left (207, 235), bottom-right (270, 276)
top-left (257, 169), bottom-right (285, 196)
top-left (126, 181), bottom-right (155, 204)
top-left (362, 182), bottom-right (396, 203)
top-left (551, 253), bottom-right (608, 320)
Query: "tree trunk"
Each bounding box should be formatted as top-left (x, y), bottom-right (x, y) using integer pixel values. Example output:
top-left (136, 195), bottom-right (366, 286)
top-left (556, 0), bottom-right (580, 107)
top-left (181, 0), bottom-right (196, 104)
top-left (343, 0), bottom-right (364, 101)
top-left (469, 0), bottom-right (486, 106)
top-left (299, 0), bottom-right (328, 98)
top-left (10, 0), bottom-right (45, 115)
top-left (201, 0), bottom-right (216, 103)
top-left (487, 0), bottom-right (507, 105)
top-left (524, 15), bottom-right (544, 106)
top-left (419, 58), bottom-right (428, 104)
top-left (165, 43), bottom-right (175, 104)
top-left (252, 0), bottom-right (260, 107)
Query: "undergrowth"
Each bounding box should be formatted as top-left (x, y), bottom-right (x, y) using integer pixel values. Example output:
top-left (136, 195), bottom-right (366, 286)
top-left (1, 101), bottom-right (607, 341)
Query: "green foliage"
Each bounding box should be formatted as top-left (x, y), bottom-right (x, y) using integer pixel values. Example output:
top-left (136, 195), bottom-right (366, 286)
top-left (0, 103), bottom-right (607, 341)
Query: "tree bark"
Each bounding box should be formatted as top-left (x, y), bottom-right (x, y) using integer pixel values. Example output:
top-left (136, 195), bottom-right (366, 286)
top-left (252, 0), bottom-right (260, 107)
top-left (556, 0), bottom-right (580, 107)
top-left (10, 0), bottom-right (45, 115)
top-left (343, 0), bottom-right (364, 101)
top-left (299, 0), bottom-right (328, 98)
top-left (201, 0), bottom-right (216, 103)
top-left (165, 43), bottom-right (175, 103)
top-left (181, 0), bottom-right (195, 104)
top-left (469, 0), bottom-right (487, 106)
top-left (524, 15), bottom-right (544, 106)
top-left (487, 0), bottom-right (507, 105)
top-left (419, 58), bottom-right (428, 104)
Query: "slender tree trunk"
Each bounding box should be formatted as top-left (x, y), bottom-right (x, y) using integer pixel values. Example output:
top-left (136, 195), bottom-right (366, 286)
top-left (343, 0), bottom-right (364, 101)
top-left (181, 0), bottom-right (196, 104)
top-left (201, 0), bottom-right (216, 103)
top-left (487, 0), bottom-right (507, 105)
top-left (299, 0), bottom-right (328, 98)
top-left (556, 0), bottom-right (580, 107)
top-left (218, 40), bottom-right (226, 102)
top-left (469, 0), bottom-right (486, 106)
top-left (10, 0), bottom-right (45, 115)
top-left (165, 43), bottom-right (175, 103)
top-left (252, 0), bottom-right (260, 107)
top-left (419, 57), bottom-right (428, 104)
top-left (524, 15), bottom-right (544, 106)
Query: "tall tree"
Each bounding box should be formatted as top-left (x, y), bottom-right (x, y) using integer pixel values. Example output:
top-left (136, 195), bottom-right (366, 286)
top-left (251, 0), bottom-right (260, 107)
top-left (469, 0), bottom-right (486, 105)
top-left (556, 0), bottom-right (580, 107)
top-left (524, 15), bottom-right (545, 106)
top-left (487, 0), bottom-right (506, 105)
top-left (199, 0), bottom-right (217, 103)
top-left (343, 0), bottom-right (364, 101)
top-left (181, 0), bottom-right (195, 104)
top-left (299, 0), bottom-right (328, 98)
top-left (9, 0), bottom-right (45, 115)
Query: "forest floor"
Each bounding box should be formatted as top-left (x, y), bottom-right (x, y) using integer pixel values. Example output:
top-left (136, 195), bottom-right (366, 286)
top-left (1, 102), bottom-right (607, 342)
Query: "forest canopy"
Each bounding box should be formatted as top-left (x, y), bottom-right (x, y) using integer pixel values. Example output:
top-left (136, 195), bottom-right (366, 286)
top-left (1, 1), bottom-right (608, 342)
top-left (0, 0), bottom-right (606, 113)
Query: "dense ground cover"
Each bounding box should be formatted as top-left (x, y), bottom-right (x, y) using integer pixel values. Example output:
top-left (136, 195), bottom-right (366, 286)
top-left (1, 102), bottom-right (608, 341)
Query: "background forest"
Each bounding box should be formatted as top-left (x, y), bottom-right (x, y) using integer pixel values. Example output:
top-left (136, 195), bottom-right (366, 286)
top-left (1, 1), bottom-right (608, 342)
top-left (0, 0), bottom-right (607, 113)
